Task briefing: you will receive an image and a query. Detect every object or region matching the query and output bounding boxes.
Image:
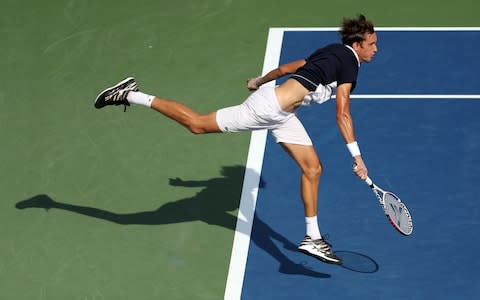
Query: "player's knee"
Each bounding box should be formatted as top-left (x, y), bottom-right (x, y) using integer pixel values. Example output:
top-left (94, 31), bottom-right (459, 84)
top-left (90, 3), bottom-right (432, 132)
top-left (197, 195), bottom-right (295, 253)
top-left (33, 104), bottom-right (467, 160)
top-left (304, 163), bottom-right (322, 180)
top-left (187, 124), bottom-right (206, 134)
top-left (182, 117), bottom-right (203, 134)
top-left (186, 115), bottom-right (217, 134)
top-left (187, 120), bottom-right (212, 134)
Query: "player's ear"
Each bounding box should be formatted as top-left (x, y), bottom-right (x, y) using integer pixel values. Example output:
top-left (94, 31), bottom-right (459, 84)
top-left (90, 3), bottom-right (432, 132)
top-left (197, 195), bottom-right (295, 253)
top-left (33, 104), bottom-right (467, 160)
top-left (351, 40), bottom-right (362, 50)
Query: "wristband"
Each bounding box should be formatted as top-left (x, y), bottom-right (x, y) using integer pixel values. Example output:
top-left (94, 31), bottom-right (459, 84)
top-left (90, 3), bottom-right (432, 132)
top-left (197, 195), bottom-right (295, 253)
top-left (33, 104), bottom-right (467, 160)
top-left (347, 141), bottom-right (361, 157)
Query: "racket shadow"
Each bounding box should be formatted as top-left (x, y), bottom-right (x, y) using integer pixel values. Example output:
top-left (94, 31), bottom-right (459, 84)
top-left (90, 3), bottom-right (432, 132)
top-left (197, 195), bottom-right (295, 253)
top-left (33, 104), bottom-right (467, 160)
top-left (335, 250), bottom-right (379, 273)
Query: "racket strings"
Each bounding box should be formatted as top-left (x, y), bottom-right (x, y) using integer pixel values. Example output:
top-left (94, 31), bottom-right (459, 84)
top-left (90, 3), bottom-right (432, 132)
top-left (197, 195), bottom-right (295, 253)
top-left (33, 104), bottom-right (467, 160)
top-left (384, 192), bottom-right (413, 235)
top-left (384, 192), bottom-right (400, 203)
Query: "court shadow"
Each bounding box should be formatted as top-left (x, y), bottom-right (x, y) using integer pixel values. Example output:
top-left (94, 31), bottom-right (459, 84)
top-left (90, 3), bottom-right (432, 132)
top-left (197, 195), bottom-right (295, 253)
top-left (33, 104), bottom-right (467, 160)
top-left (15, 165), bottom-right (330, 278)
top-left (15, 166), bottom-right (330, 278)
top-left (15, 165), bottom-right (245, 230)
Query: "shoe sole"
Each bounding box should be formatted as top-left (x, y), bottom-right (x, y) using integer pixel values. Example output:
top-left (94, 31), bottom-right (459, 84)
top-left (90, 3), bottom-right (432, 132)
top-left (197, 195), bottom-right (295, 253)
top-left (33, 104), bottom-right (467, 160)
top-left (94, 77), bottom-right (135, 109)
top-left (298, 248), bottom-right (343, 265)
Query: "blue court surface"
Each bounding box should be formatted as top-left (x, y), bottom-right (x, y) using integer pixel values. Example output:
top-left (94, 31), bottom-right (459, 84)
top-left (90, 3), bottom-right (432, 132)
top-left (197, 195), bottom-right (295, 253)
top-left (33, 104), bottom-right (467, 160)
top-left (231, 29), bottom-right (480, 299)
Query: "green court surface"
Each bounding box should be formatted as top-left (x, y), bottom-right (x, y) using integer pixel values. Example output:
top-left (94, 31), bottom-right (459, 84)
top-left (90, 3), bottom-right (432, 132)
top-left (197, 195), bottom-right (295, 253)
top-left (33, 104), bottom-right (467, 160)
top-left (1, 1), bottom-right (478, 299)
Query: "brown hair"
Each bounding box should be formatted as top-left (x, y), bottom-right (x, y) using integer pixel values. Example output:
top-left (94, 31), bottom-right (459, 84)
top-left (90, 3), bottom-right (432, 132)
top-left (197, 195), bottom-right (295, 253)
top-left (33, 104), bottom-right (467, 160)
top-left (340, 14), bottom-right (375, 46)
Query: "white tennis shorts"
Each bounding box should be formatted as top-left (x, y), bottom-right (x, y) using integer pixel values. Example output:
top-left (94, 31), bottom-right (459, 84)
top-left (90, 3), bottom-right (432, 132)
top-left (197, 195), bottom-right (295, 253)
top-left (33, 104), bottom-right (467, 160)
top-left (215, 87), bottom-right (313, 145)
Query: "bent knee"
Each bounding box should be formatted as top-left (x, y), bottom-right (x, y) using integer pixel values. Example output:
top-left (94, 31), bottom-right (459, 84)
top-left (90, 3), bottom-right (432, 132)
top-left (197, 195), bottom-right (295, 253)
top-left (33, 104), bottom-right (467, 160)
top-left (188, 125), bottom-right (207, 134)
top-left (186, 122), bottom-right (214, 134)
top-left (303, 163), bottom-right (323, 180)
top-left (184, 121), bottom-right (200, 134)
top-left (187, 114), bottom-right (220, 134)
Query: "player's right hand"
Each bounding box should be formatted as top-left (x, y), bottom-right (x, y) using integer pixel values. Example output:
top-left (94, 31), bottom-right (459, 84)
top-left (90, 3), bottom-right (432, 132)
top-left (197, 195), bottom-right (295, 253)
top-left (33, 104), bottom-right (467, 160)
top-left (352, 157), bottom-right (368, 180)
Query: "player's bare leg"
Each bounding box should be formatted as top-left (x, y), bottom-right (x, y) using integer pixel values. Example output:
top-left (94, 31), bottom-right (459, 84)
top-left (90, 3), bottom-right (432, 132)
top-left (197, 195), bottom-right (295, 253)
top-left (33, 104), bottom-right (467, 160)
top-left (150, 97), bottom-right (221, 134)
top-left (280, 143), bottom-right (321, 218)
top-left (94, 77), bottom-right (221, 134)
top-left (280, 142), bottom-right (342, 264)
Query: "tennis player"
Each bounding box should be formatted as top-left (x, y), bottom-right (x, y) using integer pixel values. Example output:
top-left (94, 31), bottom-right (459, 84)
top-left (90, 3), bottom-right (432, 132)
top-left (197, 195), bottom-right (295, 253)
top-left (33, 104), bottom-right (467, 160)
top-left (94, 15), bottom-right (377, 265)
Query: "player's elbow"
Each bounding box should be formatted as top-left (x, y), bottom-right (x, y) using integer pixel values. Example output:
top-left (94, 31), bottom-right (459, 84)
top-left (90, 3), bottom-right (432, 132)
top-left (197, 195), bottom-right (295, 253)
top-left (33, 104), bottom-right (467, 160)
top-left (277, 65), bottom-right (290, 76)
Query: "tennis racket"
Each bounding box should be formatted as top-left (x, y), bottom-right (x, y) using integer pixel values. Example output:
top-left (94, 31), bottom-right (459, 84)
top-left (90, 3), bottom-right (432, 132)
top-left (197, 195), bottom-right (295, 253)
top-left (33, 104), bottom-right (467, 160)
top-left (364, 177), bottom-right (413, 236)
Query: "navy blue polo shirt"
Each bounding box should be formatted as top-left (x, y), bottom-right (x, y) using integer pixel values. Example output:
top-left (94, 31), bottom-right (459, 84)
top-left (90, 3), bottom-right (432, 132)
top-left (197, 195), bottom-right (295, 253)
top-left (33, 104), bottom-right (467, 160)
top-left (291, 43), bottom-right (360, 92)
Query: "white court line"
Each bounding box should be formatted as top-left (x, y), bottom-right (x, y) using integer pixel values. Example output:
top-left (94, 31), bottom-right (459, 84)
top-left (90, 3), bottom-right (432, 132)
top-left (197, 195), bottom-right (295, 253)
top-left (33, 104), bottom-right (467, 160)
top-left (224, 27), bottom-right (480, 300)
top-left (274, 27), bottom-right (480, 31)
top-left (348, 95), bottom-right (480, 99)
top-left (223, 28), bottom-right (282, 300)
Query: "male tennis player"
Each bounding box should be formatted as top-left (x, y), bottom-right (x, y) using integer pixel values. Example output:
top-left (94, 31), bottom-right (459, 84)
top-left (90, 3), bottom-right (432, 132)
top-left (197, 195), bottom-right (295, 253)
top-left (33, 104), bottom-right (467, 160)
top-left (94, 14), bottom-right (377, 265)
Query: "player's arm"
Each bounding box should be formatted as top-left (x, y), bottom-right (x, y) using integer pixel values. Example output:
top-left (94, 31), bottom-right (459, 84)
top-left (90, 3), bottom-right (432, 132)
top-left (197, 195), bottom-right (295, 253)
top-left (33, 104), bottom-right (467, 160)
top-left (247, 59), bottom-right (306, 90)
top-left (335, 83), bottom-right (368, 179)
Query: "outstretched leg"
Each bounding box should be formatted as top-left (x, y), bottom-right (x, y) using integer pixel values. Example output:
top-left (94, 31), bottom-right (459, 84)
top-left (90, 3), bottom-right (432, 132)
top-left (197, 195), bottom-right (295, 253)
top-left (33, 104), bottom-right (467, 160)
top-left (94, 77), bottom-right (221, 134)
top-left (149, 96), bottom-right (221, 134)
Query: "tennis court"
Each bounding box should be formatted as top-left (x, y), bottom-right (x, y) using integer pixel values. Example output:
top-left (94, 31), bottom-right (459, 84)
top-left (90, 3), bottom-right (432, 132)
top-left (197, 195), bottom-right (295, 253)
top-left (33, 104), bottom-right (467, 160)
top-left (1, 1), bottom-right (479, 299)
top-left (229, 28), bottom-right (480, 299)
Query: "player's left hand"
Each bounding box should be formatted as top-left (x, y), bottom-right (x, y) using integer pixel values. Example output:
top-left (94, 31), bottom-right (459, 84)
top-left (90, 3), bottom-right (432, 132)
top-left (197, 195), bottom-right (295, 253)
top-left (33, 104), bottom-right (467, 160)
top-left (246, 76), bottom-right (261, 91)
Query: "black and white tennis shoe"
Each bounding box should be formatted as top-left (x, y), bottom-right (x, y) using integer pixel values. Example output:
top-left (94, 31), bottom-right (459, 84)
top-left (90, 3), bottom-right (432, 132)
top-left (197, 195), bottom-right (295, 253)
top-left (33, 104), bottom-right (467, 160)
top-left (94, 77), bottom-right (138, 111)
top-left (298, 235), bottom-right (342, 265)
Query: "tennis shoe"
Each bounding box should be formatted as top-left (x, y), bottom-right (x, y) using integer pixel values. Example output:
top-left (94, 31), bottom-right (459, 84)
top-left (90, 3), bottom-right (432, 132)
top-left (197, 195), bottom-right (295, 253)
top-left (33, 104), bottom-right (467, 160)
top-left (298, 235), bottom-right (342, 265)
top-left (94, 77), bottom-right (138, 111)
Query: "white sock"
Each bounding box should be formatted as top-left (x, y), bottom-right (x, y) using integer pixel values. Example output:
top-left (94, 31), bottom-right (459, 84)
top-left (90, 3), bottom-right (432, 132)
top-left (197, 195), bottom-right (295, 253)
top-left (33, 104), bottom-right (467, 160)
top-left (305, 216), bottom-right (322, 240)
top-left (127, 91), bottom-right (155, 107)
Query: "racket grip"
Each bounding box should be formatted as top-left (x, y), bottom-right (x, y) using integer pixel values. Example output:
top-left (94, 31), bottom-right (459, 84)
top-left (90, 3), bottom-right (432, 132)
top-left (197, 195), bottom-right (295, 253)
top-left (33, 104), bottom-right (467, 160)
top-left (365, 177), bottom-right (373, 186)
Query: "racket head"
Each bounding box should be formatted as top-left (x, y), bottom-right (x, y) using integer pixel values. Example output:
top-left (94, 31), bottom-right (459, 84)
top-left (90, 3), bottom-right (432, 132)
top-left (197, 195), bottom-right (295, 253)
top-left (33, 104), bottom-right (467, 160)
top-left (383, 192), bottom-right (413, 235)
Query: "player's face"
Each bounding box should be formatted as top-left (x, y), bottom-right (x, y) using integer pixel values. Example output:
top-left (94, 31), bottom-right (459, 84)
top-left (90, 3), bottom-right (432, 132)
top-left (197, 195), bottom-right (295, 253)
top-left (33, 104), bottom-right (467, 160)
top-left (354, 32), bottom-right (378, 63)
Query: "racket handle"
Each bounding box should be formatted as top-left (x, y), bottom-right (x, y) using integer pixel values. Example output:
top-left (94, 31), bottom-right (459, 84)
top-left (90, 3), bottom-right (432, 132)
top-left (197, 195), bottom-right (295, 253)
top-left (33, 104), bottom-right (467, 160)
top-left (365, 177), bottom-right (373, 186)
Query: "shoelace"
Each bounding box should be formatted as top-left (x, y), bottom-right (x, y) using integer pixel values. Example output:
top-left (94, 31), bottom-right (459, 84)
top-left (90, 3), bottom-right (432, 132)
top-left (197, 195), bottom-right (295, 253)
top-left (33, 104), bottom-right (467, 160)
top-left (315, 240), bottom-right (332, 252)
top-left (313, 234), bottom-right (334, 254)
top-left (105, 91), bottom-right (131, 112)
top-left (122, 102), bottom-right (130, 112)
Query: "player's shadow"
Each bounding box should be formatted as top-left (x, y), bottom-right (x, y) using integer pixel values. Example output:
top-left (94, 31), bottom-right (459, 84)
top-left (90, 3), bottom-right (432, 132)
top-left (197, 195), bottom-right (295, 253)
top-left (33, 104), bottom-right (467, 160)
top-left (15, 165), bottom-right (329, 278)
top-left (250, 214), bottom-right (330, 278)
